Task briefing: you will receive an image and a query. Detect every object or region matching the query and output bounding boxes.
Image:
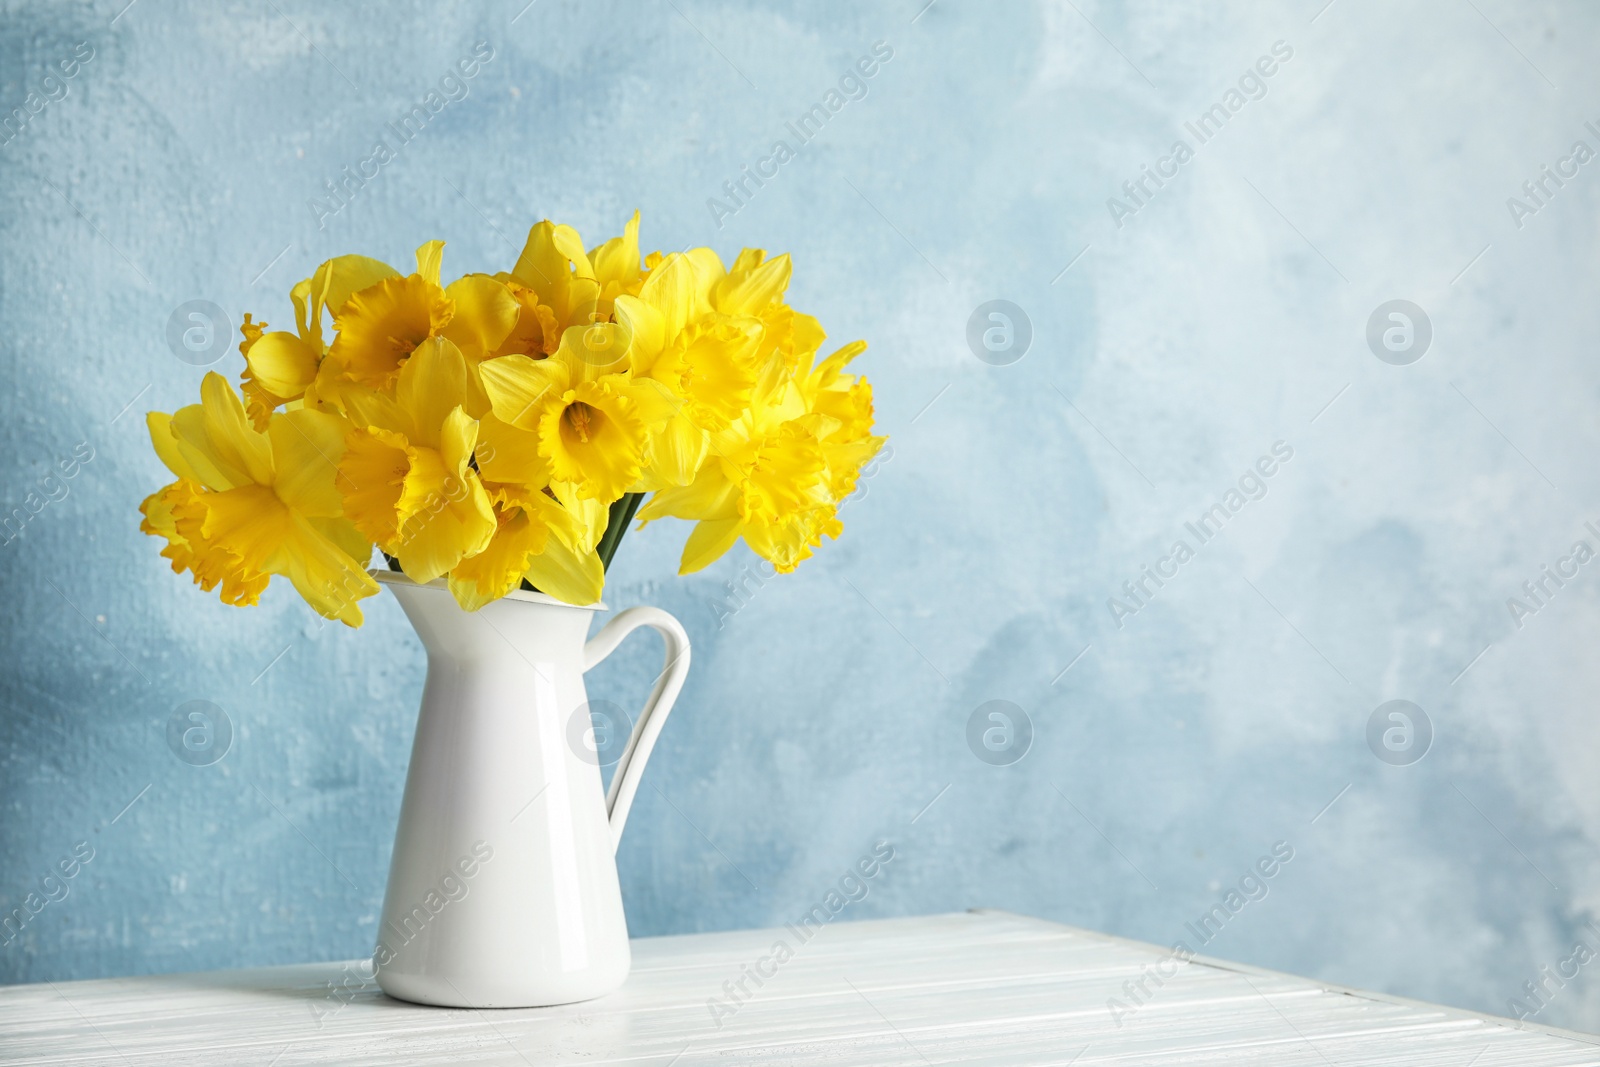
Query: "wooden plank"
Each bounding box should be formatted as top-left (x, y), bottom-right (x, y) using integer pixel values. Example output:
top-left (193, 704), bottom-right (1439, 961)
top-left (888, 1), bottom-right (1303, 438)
top-left (1, 911), bottom-right (1596, 1065)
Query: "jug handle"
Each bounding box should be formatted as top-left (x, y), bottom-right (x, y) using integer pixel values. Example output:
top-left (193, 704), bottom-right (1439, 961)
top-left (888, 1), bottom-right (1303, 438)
top-left (583, 606), bottom-right (692, 849)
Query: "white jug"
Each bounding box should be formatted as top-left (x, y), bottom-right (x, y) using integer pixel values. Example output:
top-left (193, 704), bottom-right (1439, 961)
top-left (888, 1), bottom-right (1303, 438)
top-left (370, 572), bottom-right (690, 1008)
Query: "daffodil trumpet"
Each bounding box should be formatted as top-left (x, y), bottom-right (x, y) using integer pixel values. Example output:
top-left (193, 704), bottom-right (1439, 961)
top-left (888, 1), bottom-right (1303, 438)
top-left (140, 214), bottom-right (885, 625)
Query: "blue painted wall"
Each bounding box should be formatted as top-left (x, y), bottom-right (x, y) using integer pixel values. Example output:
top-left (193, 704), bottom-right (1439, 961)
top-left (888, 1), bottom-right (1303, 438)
top-left (5, 0), bottom-right (1600, 1034)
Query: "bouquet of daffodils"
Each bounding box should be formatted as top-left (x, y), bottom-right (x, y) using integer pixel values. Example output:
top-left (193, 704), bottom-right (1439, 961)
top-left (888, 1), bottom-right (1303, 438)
top-left (140, 214), bottom-right (885, 625)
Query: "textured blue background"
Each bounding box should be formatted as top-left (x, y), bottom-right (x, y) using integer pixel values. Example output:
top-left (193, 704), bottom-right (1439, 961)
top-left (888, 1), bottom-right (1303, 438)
top-left (5, 0), bottom-right (1600, 1034)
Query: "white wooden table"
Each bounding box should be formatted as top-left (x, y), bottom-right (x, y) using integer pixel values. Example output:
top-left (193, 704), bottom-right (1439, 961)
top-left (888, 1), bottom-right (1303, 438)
top-left (4, 910), bottom-right (1597, 1065)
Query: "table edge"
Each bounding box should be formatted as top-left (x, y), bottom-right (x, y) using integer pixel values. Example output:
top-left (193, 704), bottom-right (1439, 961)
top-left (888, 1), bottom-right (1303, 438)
top-left (6, 906), bottom-right (1597, 1050)
top-left (967, 908), bottom-right (1600, 1049)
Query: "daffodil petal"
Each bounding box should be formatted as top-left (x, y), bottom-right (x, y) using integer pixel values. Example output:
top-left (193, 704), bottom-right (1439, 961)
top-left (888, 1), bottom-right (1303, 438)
top-left (815, 340), bottom-right (870, 381)
top-left (555, 320), bottom-right (632, 380)
top-left (589, 209), bottom-right (641, 293)
top-left (613, 294), bottom-right (665, 373)
top-left (245, 331), bottom-right (320, 399)
top-left (523, 500), bottom-right (605, 605)
top-left (642, 408), bottom-right (709, 490)
top-left (338, 426), bottom-right (411, 547)
top-left (548, 480), bottom-right (610, 553)
top-left (639, 251), bottom-right (703, 340)
top-left (394, 469), bottom-right (496, 585)
top-left (415, 240), bottom-right (445, 287)
top-left (480, 353), bottom-right (568, 430)
top-left (678, 517), bottom-right (742, 574)
top-left (304, 255), bottom-right (400, 349)
top-left (439, 406), bottom-right (479, 477)
top-left (199, 373), bottom-right (275, 486)
top-left (477, 413), bottom-right (552, 487)
top-left (622, 375), bottom-right (682, 427)
top-left (146, 411), bottom-right (201, 483)
top-left (510, 221), bottom-right (564, 295)
top-left (396, 337), bottom-right (473, 451)
top-left (441, 275), bottom-right (520, 362)
top-left (268, 408), bottom-right (350, 518)
top-left (168, 405), bottom-right (245, 491)
top-left (276, 511), bottom-right (378, 626)
top-left (551, 224), bottom-right (594, 279)
top-left (448, 501), bottom-right (550, 612)
top-left (510, 220), bottom-right (598, 327)
top-left (308, 516), bottom-right (372, 567)
top-left (713, 251), bottom-right (791, 316)
top-left (638, 465), bottom-right (736, 522)
top-left (340, 383), bottom-right (410, 435)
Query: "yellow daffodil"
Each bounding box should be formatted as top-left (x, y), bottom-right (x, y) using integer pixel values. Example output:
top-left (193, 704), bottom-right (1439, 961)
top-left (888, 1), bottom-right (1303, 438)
top-left (139, 373), bottom-right (377, 624)
top-left (638, 421), bottom-right (833, 576)
top-left (479, 321), bottom-right (676, 503)
top-left (143, 212), bottom-right (885, 624)
top-left (238, 254), bottom-right (403, 428)
top-left (322, 242), bottom-right (518, 413)
top-left (712, 248), bottom-right (792, 316)
top-left (488, 280), bottom-right (562, 360)
top-left (447, 482), bottom-right (609, 609)
top-left (799, 340), bottom-right (886, 501)
top-left (476, 410), bottom-right (551, 488)
top-left (715, 248), bottom-right (829, 378)
top-left (532, 481), bottom-right (611, 599)
top-left (337, 336), bottom-right (496, 584)
top-left (236, 314), bottom-right (302, 429)
top-left (587, 210), bottom-right (646, 321)
top-left (446, 485), bottom-right (552, 611)
top-left (506, 222), bottom-right (601, 335)
top-left (612, 250), bottom-right (758, 486)
top-left (639, 336), bottom-right (884, 575)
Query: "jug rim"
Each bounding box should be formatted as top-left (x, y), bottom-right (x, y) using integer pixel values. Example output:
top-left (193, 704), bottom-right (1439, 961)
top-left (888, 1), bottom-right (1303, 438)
top-left (369, 569), bottom-right (607, 611)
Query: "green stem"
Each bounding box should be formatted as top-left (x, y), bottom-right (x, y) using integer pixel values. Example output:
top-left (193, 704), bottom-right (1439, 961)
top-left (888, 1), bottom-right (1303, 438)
top-left (597, 492), bottom-right (645, 572)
